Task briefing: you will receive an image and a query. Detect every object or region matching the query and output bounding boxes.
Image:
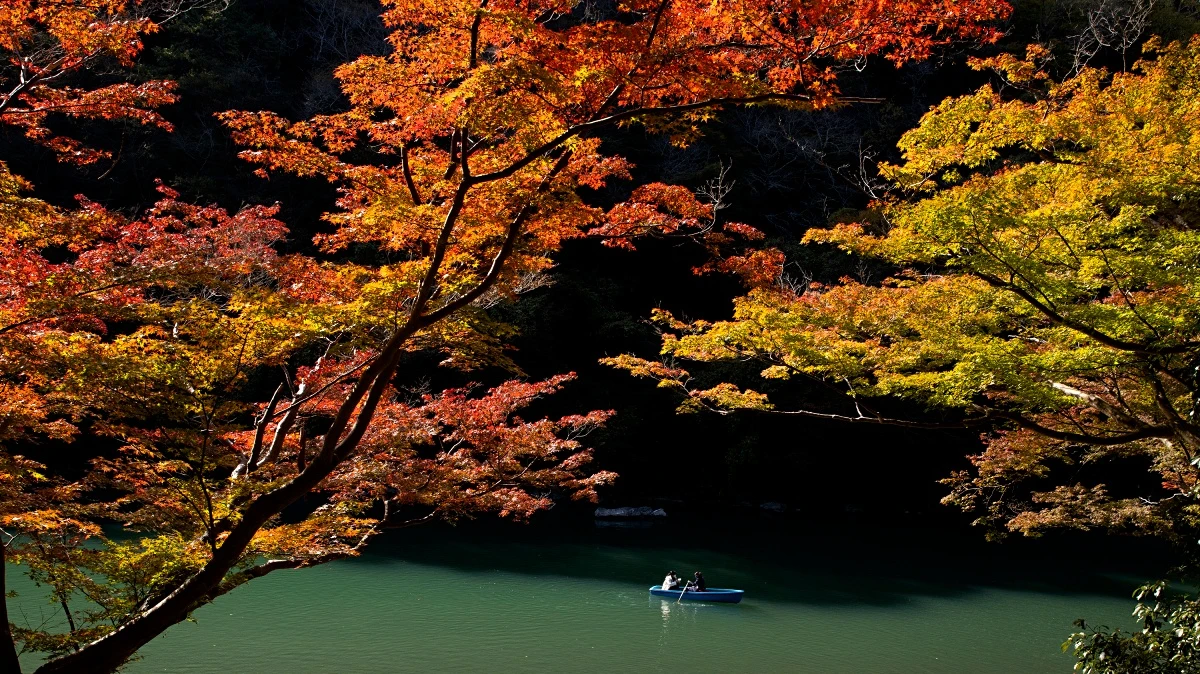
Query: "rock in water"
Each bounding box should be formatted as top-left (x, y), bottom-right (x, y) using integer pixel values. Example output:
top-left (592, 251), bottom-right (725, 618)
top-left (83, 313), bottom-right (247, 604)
top-left (594, 506), bottom-right (668, 518)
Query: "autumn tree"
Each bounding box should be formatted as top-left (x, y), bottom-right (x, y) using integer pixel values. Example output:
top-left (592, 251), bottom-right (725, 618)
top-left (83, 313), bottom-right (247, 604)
top-left (0, 0), bottom-right (1010, 671)
top-left (610, 39), bottom-right (1200, 542)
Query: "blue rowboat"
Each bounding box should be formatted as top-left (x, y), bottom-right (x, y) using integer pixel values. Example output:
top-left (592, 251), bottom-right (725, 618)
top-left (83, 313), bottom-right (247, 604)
top-left (649, 585), bottom-right (744, 603)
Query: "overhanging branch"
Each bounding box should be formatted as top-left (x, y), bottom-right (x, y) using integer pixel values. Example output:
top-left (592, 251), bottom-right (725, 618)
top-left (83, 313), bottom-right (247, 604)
top-left (471, 93), bottom-right (881, 185)
top-left (998, 411), bottom-right (1172, 445)
top-left (421, 150), bottom-right (573, 324)
top-left (976, 272), bottom-right (1199, 356)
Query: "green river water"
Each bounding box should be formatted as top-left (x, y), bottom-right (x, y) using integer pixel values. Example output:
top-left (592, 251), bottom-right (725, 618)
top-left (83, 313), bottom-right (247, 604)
top-left (10, 520), bottom-right (1150, 673)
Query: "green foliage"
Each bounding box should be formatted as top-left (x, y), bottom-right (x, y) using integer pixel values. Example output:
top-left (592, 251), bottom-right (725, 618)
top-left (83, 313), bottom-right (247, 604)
top-left (1067, 581), bottom-right (1200, 674)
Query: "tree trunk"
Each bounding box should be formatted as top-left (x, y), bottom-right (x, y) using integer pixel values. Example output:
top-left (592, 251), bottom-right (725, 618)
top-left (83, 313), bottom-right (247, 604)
top-left (30, 147), bottom-right (561, 673)
top-left (1, 543), bottom-right (22, 674)
top-left (33, 323), bottom-right (421, 674)
top-left (32, 464), bottom-right (331, 673)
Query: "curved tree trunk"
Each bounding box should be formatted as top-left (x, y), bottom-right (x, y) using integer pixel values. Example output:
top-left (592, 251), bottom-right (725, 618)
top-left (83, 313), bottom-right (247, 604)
top-left (33, 321), bottom-right (418, 674)
top-left (1, 543), bottom-right (21, 674)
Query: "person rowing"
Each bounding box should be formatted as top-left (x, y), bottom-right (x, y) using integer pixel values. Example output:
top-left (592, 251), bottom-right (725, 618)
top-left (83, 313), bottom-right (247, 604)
top-left (648, 575), bottom-right (743, 602)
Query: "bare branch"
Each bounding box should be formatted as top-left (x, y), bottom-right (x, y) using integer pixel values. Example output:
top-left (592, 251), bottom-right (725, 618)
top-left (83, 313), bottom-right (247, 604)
top-left (258, 383), bottom-right (306, 468)
top-left (1051, 382), bottom-right (1146, 428)
top-left (236, 383), bottom-right (285, 477)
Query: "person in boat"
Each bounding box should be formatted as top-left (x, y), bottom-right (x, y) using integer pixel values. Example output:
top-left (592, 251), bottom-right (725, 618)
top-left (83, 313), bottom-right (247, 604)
top-left (662, 570), bottom-right (681, 590)
top-left (691, 571), bottom-right (707, 592)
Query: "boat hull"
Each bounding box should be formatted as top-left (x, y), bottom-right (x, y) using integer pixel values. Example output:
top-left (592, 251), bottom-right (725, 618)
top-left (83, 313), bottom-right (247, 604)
top-left (649, 585), bottom-right (744, 603)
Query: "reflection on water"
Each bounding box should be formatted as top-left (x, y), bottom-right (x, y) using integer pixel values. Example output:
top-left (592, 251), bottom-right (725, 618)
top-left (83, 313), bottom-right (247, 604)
top-left (9, 521), bottom-right (1155, 673)
top-left (657, 597), bottom-right (701, 647)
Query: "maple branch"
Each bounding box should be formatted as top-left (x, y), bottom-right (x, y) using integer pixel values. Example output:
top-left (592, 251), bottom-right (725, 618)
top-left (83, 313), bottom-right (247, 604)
top-left (472, 93), bottom-right (882, 185)
top-left (1146, 370), bottom-right (1200, 449)
top-left (593, 0), bottom-right (671, 115)
top-left (296, 424), bottom-right (308, 471)
top-left (141, 150), bottom-right (574, 656)
top-left (642, 0), bottom-right (671, 60)
top-left (1152, 364), bottom-right (1193, 395)
top-left (380, 510), bottom-right (439, 529)
top-left (36, 350), bottom-right (420, 673)
top-left (226, 557), bottom-right (301, 583)
top-left (0, 65), bottom-right (41, 117)
top-left (258, 382), bottom-right (306, 468)
top-left (421, 150), bottom-right (572, 324)
top-left (975, 271), bottom-right (1200, 356)
top-left (0, 50), bottom-right (80, 118)
top-left (0, 276), bottom-right (154, 336)
top-left (29, 538), bottom-right (78, 641)
top-left (468, 0), bottom-right (490, 69)
top-left (1051, 382), bottom-right (1146, 429)
top-left (414, 158), bottom-right (473, 317)
top-left (198, 159), bottom-right (568, 626)
top-left (311, 328), bottom-right (424, 481)
top-left (261, 355), bottom-right (377, 423)
top-left (240, 383), bottom-right (284, 476)
top-left (330, 345), bottom-right (407, 464)
top-left (400, 143), bottom-right (421, 205)
top-left (633, 357), bottom-right (970, 429)
top-left (750, 406), bottom-right (972, 429)
top-left (205, 505), bottom-right (386, 605)
top-left (1097, 248), bottom-right (1164, 342)
top-left (195, 439), bottom-right (219, 546)
top-left (443, 129), bottom-right (460, 179)
top-left (219, 550), bottom-right (350, 589)
top-left (998, 411), bottom-right (1173, 445)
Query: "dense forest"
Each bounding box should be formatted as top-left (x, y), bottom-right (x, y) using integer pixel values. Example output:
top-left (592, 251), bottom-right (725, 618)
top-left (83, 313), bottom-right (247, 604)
top-left (3, 0), bottom-right (1200, 672)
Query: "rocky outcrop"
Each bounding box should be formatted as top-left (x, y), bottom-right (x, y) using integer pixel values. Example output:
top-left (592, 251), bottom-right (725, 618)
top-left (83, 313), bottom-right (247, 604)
top-left (594, 506), bottom-right (668, 518)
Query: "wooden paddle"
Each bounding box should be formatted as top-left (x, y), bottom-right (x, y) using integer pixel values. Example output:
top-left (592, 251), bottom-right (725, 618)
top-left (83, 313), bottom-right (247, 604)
top-left (676, 581), bottom-right (691, 603)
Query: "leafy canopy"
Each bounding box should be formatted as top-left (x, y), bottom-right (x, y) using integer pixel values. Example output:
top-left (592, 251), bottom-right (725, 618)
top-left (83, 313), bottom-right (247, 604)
top-left (0, 0), bottom-right (1010, 671)
top-left (0, 0), bottom-right (180, 164)
top-left (611, 38), bottom-right (1200, 540)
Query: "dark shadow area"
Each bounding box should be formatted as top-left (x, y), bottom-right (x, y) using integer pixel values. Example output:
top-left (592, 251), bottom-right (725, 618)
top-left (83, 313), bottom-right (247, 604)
top-left (354, 516), bottom-right (1170, 609)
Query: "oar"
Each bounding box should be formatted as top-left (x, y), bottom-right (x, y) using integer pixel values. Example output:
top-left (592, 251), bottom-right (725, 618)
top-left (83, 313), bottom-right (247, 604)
top-left (676, 581), bottom-right (691, 603)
